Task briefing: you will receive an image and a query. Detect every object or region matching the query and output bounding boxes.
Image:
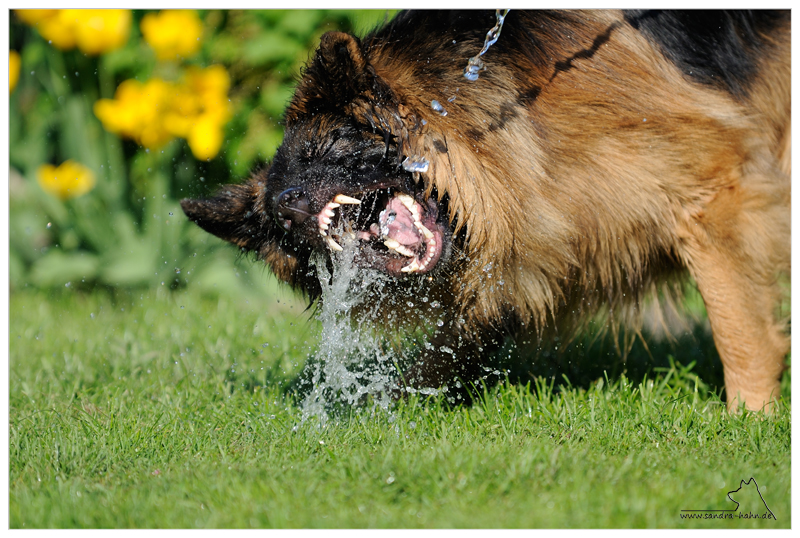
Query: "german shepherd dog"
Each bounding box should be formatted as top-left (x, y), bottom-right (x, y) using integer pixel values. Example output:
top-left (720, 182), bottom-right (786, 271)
top-left (182, 10), bottom-right (790, 412)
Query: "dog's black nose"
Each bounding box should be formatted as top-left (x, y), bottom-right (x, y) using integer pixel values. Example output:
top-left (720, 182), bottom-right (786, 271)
top-left (275, 188), bottom-right (311, 231)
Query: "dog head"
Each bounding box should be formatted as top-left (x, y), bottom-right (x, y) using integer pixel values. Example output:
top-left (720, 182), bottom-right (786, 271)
top-left (181, 32), bottom-right (455, 301)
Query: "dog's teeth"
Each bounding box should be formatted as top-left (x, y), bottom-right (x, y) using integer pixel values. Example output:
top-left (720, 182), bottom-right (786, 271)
top-left (324, 207), bottom-right (336, 219)
top-left (384, 238), bottom-right (415, 257)
top-left (395, 192), bottom-right (414, 211)
top-left (384, 238), bottom-right (401, 249)
top-left (414, 221), bottom-right (435, 239)
top-left (401, 260), bottom-right (420, 273)
top-left (325, 236), bottom-right (344, 252)
top-left (333, 194), bottom-right (361, 205)
top-left (329, 202), bottom-right (340, 209)
top-left (321, 215), bottom-right (332, 225)
top-left (395, 194), bottom-right (421, 222)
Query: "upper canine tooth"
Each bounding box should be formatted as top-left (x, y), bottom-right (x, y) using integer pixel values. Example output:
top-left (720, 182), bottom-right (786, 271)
top-left (396, 193), bottom-right (416, 212)
top-left (333, 194), bottom-right (361, 205)
top-left (414, 221), bottom-right (434, 240)
top-left (325, 236), bottom-right (343, 252)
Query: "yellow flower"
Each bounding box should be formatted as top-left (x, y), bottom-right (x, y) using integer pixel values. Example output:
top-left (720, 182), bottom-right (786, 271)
top-left (69, 10), bottom-right (131, 55)
top-left (94, 78), bottom-right (175, 149)
top-left (187, 115), bottom-right (225, 161)
top-left (37, 160), bottom-right (96, 201)
top-left (185, 65), bottom-right (230, 97)
top-left (141, 10), bottom-right (203, 61)
top-left (16, 9), bottom-right (130, 55)
top-left (183, 66), bottom-right (231, 160)
top-left (14, 9), bottom-right (59, 26)
top-left (95, 65), bottom-right (231, 160)
top-left (10, 51), bottom-right (20, 93)
top-left (36, 10), bottom-right (78, 50)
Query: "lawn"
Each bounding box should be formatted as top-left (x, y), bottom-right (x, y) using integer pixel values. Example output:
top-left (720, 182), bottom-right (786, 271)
top-left (9, 281), bottom-right (791, 528)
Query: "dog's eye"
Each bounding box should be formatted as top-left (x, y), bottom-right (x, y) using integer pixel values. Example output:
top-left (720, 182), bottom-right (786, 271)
top-left (355, 149), bottom-right (385, 173)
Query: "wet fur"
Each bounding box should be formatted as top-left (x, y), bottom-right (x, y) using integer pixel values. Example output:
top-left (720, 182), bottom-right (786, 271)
top-left (182, 10), bottom-right (790, 412)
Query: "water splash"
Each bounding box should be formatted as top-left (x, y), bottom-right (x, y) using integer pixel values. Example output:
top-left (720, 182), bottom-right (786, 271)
top-left (464, 9), bottom-right (510, 81)
top-left (300, 235), bottom-right (410, 424)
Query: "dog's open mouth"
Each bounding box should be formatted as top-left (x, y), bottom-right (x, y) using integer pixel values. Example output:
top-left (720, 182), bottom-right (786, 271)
top-left (314, 189), bottom-right (445, 275)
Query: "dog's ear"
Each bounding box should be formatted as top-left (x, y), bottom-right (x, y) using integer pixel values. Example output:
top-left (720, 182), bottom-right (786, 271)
top-left (181, 175), bottom-right (306, 288)
top-left (180, 178), bottom-right (272, 254)
top-left (287, 32), bottom-right (385, 122)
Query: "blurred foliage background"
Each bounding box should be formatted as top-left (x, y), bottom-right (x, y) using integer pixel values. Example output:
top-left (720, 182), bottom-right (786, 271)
top-left (9, 9), bottom-right (396, 296)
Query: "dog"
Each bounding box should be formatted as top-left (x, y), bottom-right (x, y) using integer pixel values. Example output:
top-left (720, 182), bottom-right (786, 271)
top-left (181, 10), bottom-right (791, 412)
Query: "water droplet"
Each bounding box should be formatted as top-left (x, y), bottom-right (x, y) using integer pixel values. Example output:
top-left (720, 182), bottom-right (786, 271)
top-left (402, 156), bottom-right (430, 173)
top-left (46, 222), bottom-right (52, 229)
top-left (90, 313), bottom-right (95, 319)
top-left (430, 100), bottom-right (447, 116)
top-left (436, 320), bottom-right (444, 327)
top-left (64, 282), bottom-right (71, 288)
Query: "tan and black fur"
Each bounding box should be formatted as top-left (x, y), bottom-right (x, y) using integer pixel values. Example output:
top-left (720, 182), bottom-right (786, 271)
top-left (182, 10), bottom-right (790, 412)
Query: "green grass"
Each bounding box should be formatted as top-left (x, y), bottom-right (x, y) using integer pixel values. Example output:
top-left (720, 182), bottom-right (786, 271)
top-left (9, 285), bottom-right (791, 528)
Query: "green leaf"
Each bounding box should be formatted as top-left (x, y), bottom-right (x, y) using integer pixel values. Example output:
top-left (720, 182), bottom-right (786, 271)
top-left (280, 10), bottom-right (325, 40)
top-left (99, 238), bottom-right (155, 287)
top-left (259, 81), bottom-right (295, 119)
top-left (242, 32), bottom-right (304, 67)
top-left (98, 212), bottom-right (156, 287)
top-left (29, 249), bottom-right (100, 287)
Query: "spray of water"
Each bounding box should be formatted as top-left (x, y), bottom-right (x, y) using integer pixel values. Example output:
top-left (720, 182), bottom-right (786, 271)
top-left (464, 9), bottom-right (510, 81)
top-left (299, 231), bottom-right (435, 424)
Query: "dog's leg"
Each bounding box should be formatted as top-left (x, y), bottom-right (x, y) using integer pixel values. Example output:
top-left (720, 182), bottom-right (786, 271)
top-left (681, 168), bottom-right (789, 413)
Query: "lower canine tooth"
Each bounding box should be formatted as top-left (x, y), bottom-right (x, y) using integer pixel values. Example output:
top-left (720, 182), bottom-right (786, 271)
top-left (333, 194), bottom-right (361, 205)
top-left (401, 260), bottom-right (420, 273)
top-left (325, 236), bottom-right (343, 252)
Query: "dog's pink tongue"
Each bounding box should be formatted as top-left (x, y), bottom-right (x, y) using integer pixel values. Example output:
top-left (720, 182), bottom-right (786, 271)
top-left (381, 197), bottom-right (420, 246)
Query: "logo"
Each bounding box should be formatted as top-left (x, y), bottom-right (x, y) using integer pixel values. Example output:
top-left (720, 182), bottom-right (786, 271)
top-left (680, 477), bottom-right (776, 521)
